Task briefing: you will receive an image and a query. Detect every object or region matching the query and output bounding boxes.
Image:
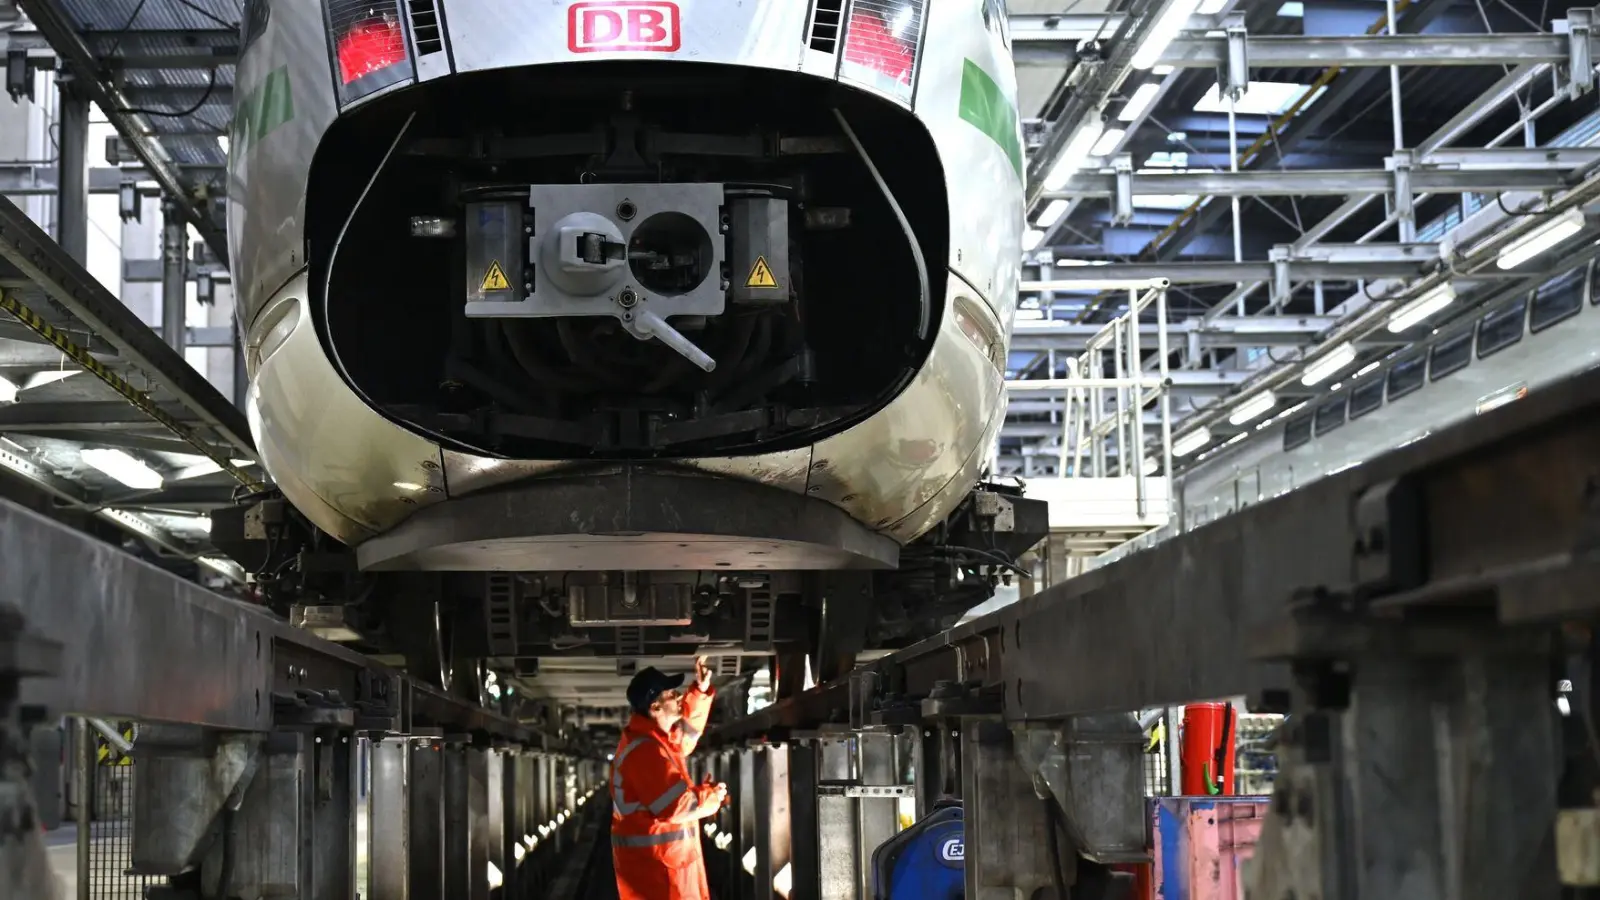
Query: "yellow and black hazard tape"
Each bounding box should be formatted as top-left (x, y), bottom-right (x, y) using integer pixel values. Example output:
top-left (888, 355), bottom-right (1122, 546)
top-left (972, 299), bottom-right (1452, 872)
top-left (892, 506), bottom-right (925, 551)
top-left (95, 723), bottom-right (137, 766)
top-left (0, 288), bottom-right (266, 491)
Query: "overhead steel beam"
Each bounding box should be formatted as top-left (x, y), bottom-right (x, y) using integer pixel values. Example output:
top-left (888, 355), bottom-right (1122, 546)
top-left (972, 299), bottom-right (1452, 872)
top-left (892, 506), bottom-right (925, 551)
top-left (0, 318), bottom-right (113, 353)
top-left (1201, 62), bottom-right (1560, 323)
top-left (1144, 0), bottom-right (1459, 264)
top-left (11, 429), bottom-right (233, 457)
top-left (101, 484), bottom-right (240, 507)
top-left (1014, 30), bottom-right (1583, 68)
top-left (0, 164), bottom-right (226, 197)
top-left (1009, 316), bottom-right (1335, 352)
top-left (1047, 165), bottom-right (1583, 200)
top-left (1005, 399), bottom-right (1209, 415)
top-left (1020, 257), bottom-right (1432, 285)
top-left (0, 401), bottom-right (203, 430)
top-left (15, 0), bottom-right (230, 265)
top-left (1023, 0), bottom-right (1174, 209)
top-left (124, 258), bottom-right (230, 284)
top-left (1007, 12), bottom-right (1246, 42)
top-left (0, 29), bottom-right (240, 66)
top-left (1001, 417), bottom-right (1163, 438)
top-left (1007, 369), bottom-right (1249, 392)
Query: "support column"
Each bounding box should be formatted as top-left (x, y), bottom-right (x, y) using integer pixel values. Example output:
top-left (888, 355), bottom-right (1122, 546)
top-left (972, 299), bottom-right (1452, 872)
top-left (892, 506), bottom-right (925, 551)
top-left (74, 718), bottom-right (89, 900)
top-left (443, 745), bottom-right (473, 900)
top-left (815, 739), bottom-right (860, 900)
top-left (962, 723), bottom-right (1059, 900)
top-left (467, 747), bottom-right (490, 900)
top-left (409, 742), bottom-right (445, 900)
top-left (55, 71), bottom-right (89, 265)
top-left (161, 199), bottom-right (189, 354)
top-left (486, 750), bottom-right (506, 897)
top-left (229, 732), bottom-right (316, 897)
top-left (309, 729), bottom-right (357, 900)
top-left (733, 750), bottom-right (755, 894)
top-left (369, 739), bottom-right (410, 900)
top-left (854, 734), bottom-right (900, 896)
top-left (752, 746), bottom-right (791, 898)
top-left (786, 743), bottom-right (820, 900)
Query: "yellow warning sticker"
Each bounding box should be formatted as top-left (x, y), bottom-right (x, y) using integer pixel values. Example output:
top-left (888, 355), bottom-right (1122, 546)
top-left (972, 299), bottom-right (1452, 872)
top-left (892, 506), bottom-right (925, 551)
top-left (481, 259), bottom-right (511, 292)
top-left (746, 256), bottom-right (779, 289)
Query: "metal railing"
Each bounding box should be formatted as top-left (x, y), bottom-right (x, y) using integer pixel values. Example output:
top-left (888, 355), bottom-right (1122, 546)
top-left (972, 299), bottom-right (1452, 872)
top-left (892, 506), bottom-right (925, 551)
top-left (76, 718), bottom-right (165, 900)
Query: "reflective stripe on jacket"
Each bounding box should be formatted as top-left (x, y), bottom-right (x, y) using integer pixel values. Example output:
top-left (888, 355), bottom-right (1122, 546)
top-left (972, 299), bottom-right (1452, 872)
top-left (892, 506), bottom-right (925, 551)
top-left (612, 683), bottom-right (717, 900)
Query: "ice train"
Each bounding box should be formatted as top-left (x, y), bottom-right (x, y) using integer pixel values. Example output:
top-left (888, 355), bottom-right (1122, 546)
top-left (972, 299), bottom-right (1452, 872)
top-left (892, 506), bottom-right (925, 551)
top-left (217, 0), bottom-right (1045, 713)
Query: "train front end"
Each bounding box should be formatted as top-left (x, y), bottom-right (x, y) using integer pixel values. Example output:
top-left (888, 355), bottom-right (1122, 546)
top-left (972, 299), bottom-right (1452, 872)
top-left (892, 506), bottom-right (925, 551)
top-left (228, 0), bottom-right (1023, 572)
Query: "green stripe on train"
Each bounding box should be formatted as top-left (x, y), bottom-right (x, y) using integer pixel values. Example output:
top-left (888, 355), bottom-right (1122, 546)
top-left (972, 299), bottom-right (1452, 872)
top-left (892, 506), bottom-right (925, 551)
top-left (958, 58), bottom-right (1023, 179)
top-left (232, 65), bottom-right (295, 156)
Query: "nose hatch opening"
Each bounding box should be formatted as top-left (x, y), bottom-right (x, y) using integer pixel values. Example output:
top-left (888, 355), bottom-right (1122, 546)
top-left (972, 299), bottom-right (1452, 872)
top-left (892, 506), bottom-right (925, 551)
top-left (307, 63), bottom-right (948, 461)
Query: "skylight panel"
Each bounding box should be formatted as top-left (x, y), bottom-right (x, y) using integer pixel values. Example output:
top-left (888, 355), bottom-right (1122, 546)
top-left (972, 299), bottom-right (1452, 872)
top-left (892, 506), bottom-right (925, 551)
top-left (1192, 81), bottom-right (1327, 116)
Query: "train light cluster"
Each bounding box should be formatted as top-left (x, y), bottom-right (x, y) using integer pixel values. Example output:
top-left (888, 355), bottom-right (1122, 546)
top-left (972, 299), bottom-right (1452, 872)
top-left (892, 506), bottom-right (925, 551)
top-left (840, 0), bottom-right (927, 104)
top-left (324, 1), bottom-right (415, 106)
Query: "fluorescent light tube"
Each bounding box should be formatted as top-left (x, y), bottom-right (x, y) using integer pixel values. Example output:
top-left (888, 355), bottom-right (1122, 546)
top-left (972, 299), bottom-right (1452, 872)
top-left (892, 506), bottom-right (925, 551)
top-left (1386, 283), bottom-right (1456, 332)
top-left (1171, 427), bottom-right (1211, 457)
top-left (1227, 390), bottom-right (1277, 426)
top-left (1043, 121), bottom-right (1107, 190)
top-left (22, 371), bottom-right (77, 391)
top-left (80, 448), bottom-right (163, 490)
top-left (1089, 127), bottom-right (1126, 158)
top-left (1496, 209), bottom-right (1585, 269)
top-left (0, 375), bottom-right (15, 403)
top-left (1023, 229), bottom-right (1045, 251)
top-left (1132, 0), bottom-right (1203, 70)
top-left (1300, 342), bottom-right (1357, 386)
top-left (1118, 83), bottom-right (1162, 122)
top-left (1035, 199), bottom-right (1070, 228)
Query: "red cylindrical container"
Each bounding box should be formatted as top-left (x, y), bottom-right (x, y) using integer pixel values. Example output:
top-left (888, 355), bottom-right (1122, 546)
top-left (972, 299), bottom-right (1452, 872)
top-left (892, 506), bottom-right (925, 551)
top-left (1180, 703), bottom-right (1237, 796)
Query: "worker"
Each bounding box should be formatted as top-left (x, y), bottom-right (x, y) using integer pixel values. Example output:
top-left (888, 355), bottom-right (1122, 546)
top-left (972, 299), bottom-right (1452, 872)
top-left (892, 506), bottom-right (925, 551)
top-left (611, 656), bottom-right (727, 900)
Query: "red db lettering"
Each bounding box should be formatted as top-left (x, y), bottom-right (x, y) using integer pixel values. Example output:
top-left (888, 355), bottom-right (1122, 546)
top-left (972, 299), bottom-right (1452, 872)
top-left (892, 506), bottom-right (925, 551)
top-left (567, 2), bottom-right (682, 53)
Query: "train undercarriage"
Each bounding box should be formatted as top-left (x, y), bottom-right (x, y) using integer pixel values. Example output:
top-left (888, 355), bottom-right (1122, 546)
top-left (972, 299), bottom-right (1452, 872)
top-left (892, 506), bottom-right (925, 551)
top-left (209, 476), bottom-right (1049, 736)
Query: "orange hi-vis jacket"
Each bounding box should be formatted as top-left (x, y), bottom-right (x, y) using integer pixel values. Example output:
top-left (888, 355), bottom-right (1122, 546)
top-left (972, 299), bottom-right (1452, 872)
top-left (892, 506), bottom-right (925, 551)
top-left (611, 682), bottom-right (719, 900)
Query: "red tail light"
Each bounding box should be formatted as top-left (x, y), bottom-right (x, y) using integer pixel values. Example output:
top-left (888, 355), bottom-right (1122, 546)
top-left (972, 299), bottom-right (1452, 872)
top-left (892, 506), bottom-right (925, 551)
top-left (838, 0), bottom-right (925, 103)
top-left (843, 8), bottom-right (915, 85)
top-left (336, 16), bottom-right (406, 85)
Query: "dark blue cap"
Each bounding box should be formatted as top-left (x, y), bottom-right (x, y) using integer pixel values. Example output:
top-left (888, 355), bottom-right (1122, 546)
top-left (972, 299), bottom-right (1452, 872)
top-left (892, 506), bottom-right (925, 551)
top-left (626, 667), bottom-right (686, 715)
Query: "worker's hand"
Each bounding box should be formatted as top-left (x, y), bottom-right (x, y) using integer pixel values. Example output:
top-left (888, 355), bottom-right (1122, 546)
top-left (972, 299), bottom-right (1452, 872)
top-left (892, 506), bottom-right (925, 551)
top-left (710, 782), bottom-right (729, 807)
top-left (695, 655), bottom-right (713, 690)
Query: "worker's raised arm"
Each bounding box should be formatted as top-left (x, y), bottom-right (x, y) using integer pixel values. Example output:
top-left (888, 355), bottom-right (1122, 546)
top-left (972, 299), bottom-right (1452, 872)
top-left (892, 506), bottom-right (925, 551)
top-left (675, 681), bottom-right (715, 756)
top-left (673, 655), bottom-right (717, 756)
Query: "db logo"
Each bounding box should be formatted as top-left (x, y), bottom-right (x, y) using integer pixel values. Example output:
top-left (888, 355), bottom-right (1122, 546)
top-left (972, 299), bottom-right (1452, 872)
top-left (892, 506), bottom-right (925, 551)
top-left (940, 837), bottom-right (964, 862)
top-left (568, 1), bottom-right (682, 53)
